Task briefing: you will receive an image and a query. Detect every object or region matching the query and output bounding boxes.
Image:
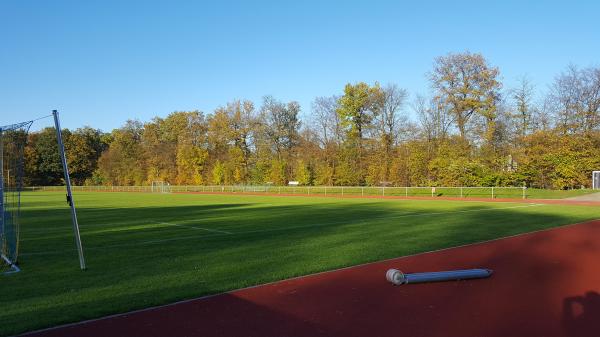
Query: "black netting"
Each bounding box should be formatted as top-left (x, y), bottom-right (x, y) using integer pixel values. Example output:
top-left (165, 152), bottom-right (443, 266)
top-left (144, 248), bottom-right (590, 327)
top-left (1, 121), bottom-right (32, 272)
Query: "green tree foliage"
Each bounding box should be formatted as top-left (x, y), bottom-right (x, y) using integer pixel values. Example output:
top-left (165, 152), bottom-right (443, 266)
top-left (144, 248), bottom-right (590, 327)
top-left (65, 127), bottom-right (107, 185)
top-left (268, 159), bottom-right (287, 185)
top-left (212, 160), bottom-right (225, 185)
top-left (337, 82), bottom-right (384, 140)
top-left (295, 160), bottom-right (314, 186)
top-left (97, 120), bottom-right (146, 185)
top-left (336, 82), bottom-right (384, 184)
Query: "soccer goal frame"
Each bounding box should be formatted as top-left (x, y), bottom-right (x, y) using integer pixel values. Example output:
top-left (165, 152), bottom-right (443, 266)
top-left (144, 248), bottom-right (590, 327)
top-left (1, 110), bottom-right (86, 274)
top-left (151, 181), bottom-right (171, 193)
top-left (593, 171), bottom-right (600, 190)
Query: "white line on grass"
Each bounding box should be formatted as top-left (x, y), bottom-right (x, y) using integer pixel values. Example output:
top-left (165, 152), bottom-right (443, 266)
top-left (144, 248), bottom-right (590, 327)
top-left (156, 221), bottom-right (232, 234)
top-left (21, 203), bottom-right (543, 256)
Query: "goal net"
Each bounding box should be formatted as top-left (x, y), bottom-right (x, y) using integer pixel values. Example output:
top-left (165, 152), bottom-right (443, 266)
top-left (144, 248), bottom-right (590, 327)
top-left (1, 121), bottom-right (32, 274)
top-left (593, 171), bottom-right (600, 190)
top-left (151, 181), bottom-right (171, 193)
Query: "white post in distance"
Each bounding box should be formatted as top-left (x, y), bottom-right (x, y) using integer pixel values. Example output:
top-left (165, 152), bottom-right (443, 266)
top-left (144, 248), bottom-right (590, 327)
top-left (53, 110), bottom-right (86, 270)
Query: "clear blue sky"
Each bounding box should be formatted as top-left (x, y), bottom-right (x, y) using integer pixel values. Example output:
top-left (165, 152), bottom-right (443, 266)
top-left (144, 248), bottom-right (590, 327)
top-left (1, 0), bottom-right (599, 131)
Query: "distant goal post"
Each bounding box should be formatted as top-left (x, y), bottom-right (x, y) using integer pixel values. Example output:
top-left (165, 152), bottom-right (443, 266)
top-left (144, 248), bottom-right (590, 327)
top-left (593, 171), bottom-right (600, 190)
top-left (151, 181), bottom-right (171, 193)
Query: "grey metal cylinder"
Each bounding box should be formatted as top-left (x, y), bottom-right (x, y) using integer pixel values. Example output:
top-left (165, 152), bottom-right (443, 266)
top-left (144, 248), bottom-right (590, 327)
top-left (386, 268), bottom-right (492, 285)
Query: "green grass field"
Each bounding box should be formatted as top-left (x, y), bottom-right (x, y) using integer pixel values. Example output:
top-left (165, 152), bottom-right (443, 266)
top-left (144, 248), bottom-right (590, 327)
top-left (2, 192), bottom-right (599, 336)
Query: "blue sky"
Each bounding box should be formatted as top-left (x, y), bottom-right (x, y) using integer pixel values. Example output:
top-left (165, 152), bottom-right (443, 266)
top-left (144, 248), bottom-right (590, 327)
top-left (1, 0), bottom-right (599, 131)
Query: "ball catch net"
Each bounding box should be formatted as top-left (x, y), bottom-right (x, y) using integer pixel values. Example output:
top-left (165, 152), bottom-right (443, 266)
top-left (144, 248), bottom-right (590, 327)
top-left (1, 121), bottom-right (32, 274)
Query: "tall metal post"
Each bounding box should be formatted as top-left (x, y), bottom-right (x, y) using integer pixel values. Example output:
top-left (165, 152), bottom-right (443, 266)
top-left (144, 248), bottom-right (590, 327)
top-left (53, 110), bottom-right (86, 270)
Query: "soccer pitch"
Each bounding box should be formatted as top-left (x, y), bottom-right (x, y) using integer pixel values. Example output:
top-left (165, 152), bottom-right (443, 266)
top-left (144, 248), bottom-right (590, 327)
top-left (2, 192), bottom-right (600, 336)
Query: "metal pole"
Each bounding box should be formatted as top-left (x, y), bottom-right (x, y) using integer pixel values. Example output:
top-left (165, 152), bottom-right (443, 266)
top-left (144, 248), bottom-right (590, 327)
top-left (386, 268), bottom-right (493, 285)
top-left (53, 110), bottom-right (86, 270)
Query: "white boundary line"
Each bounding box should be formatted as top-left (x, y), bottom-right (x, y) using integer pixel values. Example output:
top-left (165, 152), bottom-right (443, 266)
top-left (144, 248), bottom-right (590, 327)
top-left (20, 218), bottom-right (600, 336)
top-left (155, 221), bottom-right (232, 234)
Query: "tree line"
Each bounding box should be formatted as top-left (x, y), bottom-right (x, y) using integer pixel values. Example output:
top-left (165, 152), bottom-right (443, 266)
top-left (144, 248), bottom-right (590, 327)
top-left (22, 52), bottom-right (600, 189)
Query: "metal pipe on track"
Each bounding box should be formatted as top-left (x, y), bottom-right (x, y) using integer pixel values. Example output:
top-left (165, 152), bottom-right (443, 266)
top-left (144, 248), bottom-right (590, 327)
top-left (386, 268), bottom-right (492, 285)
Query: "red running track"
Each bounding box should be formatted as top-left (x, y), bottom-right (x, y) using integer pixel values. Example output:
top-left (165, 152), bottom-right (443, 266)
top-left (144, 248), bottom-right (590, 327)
top-left (25, 220), bottom-right (600, 337)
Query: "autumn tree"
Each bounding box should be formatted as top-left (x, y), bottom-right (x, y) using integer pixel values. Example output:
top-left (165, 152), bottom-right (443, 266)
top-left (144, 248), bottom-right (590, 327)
top-left (311, 96), bottom-right (342, 185)
top-left (64, 127), bottom-right (107, 185)
top-left (174, 111), bottom-right (208, 185)
top-left (413, 95), bottom-right (453, 143)
top-left (97, 120), bottom-right (145, 185)
top-left (509, 76), bottom-right (536, 138)
top-left (369, 84), bottom-right (408, 184)
top-left (260, 96), bottom-right (301, 183)
top-left (226, 100), bottom-right (256, 183)
top-left (28, 128), bottom-right (68, 185)
top-left (549, 65), bottom-right (600, 134)
top-left (430, 52), bottom-right (501, 142)
top-left (261, 96), bottom-right (301, 159)
top-left (17, 54), bottom-right (600, 190)
top-left (336, 82), bottom-right (384, 184)
top-left (337, 82), bottom-right (384, 141)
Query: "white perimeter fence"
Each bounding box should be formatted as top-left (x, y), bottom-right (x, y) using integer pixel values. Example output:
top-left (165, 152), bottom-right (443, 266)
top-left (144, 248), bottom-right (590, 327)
top-left (27, 185), bottom-right (529, 199)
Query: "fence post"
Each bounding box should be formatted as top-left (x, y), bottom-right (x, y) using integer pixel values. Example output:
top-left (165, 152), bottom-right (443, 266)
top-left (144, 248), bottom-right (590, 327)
top-left (362, 187), bottom-right (364, 196)
top-left (382, 186), bottom-right (385, 196)
top-left (405, 186), bottom-right (408, 197)
top-left (491, 187), bottom-right (494, 199)
top-left (522, 186), bottom-right (526, 200)
top-left (278, 186), bottom-right (281, 194)
top-left (460, 187), bottom-right (463, 198)
top-left (342, 187), bottom-right (344, 196)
